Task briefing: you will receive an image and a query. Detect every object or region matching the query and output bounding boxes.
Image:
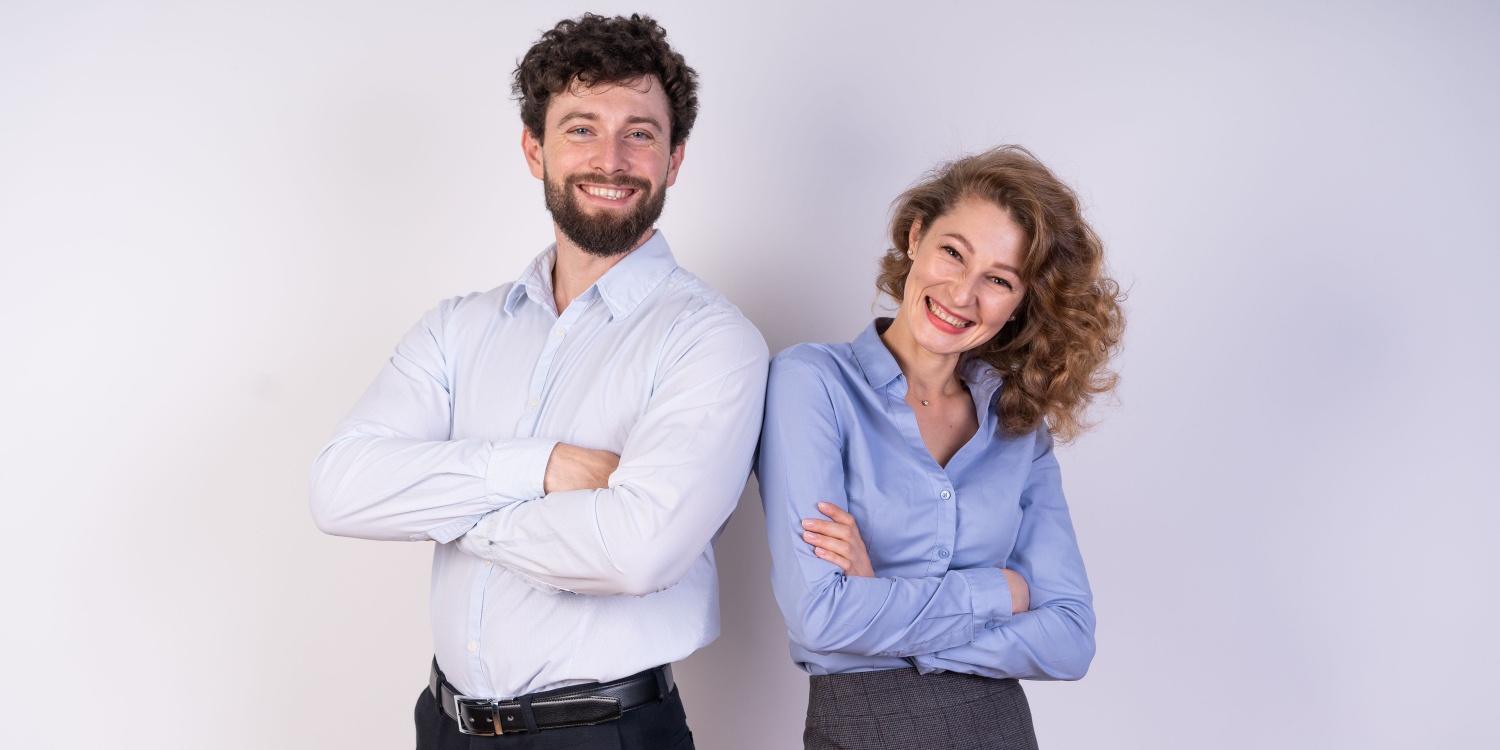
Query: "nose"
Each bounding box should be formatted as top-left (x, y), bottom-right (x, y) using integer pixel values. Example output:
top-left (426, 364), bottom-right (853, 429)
top-left (591, 137), bottom-right (627, 175)
top-left (949, 271), bottom-right (983, 306)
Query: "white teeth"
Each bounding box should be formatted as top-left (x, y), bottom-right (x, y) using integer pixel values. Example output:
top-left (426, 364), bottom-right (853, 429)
top-left (582, 185), bottom-right (629, 200)
top-left (927, 298), bottom-right (973, 328)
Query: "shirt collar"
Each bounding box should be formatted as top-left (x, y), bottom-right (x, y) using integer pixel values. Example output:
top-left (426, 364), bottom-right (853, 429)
top-left (852, 319), bottom-right (904, 390)
top-left (503, 231), bottom-right (678, 319)
top-left (853, 318), bottom-right (1005, 405)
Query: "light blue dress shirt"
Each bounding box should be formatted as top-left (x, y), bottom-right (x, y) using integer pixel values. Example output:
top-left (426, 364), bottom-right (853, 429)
top-left (758, 320), bottom-right (1095, 680)
top-left (310, 232), bottom-right (769, 698)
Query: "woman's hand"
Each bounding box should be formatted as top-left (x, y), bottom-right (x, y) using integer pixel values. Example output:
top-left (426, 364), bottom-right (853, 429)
top-left (802, 502), bottom-right (875, 577)
top-left (1003, 568), bottom-right (1031, 614)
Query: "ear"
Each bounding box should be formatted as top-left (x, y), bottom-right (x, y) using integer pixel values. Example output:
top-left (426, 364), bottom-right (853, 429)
top-left (521, 128), bottom-right (545, 180)
top-left (663, 141), bottom-right (686, 187)
top-left (907, 219), bottom-right (924, 253)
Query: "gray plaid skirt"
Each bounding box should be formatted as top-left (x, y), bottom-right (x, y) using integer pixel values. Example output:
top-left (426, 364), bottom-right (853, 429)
top-left (805, 668), bottom-right (1039, 750)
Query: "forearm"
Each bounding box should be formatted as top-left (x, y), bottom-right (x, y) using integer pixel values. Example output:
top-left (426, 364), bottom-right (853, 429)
top-left (778, 565), bottom-right (1016, 658)
top-left (909, 596), bottom-right (1096, 680)
top-left (310, 433), bottom-right (554, 542)
top-left (460, 467), bottom-right (749, 595)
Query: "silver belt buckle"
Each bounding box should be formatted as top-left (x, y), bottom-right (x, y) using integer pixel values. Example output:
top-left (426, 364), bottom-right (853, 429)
top-left (454, 696), bottom-right (502, 736)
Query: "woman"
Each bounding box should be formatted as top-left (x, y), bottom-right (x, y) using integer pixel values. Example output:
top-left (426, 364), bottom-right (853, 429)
top-left (759, 146), bottom-right (1124, 749)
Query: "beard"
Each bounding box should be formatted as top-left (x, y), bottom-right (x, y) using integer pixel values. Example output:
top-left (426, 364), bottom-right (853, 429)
top-left (543, 169), bottom-right (667, 258)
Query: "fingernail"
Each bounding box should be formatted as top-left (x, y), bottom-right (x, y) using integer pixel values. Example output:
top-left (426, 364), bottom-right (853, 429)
top-left (802, 520), bottom-right (815, 528)
top-left (817, 502), bottom-right (829, 509)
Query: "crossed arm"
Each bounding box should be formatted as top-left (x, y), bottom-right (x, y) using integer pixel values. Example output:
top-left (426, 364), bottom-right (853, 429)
top-left (310, 298), bottom-right (769, 597)
top-left (801, 502), bottom-right (1031, 614)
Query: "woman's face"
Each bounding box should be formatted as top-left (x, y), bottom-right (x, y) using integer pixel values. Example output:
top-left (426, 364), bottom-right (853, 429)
top-left (899, 198), bottom-right (1028, 358)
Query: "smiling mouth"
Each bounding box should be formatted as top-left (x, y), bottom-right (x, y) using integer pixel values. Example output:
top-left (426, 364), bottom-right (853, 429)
top-left (926, 297), bottom-right (974, 329)
top-left (577, 184), bottom-right (637, 201)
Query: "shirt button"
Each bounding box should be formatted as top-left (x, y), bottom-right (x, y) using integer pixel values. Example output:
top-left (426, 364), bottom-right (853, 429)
top-left (467, 642), bottom-right (477, 652)
top-left (940, 490), bottom-right (952, 500)
top-left (482, 561), bottom-right (492, 568)
top-left (985, 620), bottom-right (997, 629)
top-left (938, 548), bottom-right (950, 558)
top-left (554, 327), bottom-right (566, 337)
top-left (526, 397), bottom-right (538, 409)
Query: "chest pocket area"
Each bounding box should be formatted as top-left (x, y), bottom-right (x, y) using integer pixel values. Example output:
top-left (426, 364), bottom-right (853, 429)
top-left (534, 326), bottom-right (659, 453)
top-left (844, 468), bottom-right (930, 574)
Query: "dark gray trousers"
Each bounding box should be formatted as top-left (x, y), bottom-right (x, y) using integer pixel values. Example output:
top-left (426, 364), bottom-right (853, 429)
top-left (805, 669), bottom-right (1039, 750)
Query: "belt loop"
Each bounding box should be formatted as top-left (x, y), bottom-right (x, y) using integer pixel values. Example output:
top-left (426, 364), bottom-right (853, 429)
top-left (518, 695), bottom-right (540, 734)
top-left (653, 665), bottom-right (670, 700)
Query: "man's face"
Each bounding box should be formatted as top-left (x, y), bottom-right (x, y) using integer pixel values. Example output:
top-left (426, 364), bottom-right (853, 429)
top-left (522, 76), bottom-right (685, 257)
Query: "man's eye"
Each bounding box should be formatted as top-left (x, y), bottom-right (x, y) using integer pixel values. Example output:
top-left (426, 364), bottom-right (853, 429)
top-left (570, 128), bottom-right (592, 136)
top-left (628, 131), bottom-right (652, 140)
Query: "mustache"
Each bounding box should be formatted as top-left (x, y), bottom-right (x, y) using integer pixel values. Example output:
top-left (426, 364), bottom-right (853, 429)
top-left (563, 173), bottom-right (651, 191)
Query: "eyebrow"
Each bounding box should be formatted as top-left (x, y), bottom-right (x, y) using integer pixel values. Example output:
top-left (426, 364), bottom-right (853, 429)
top-left (555, 112), bottom-right (664, 134)
top-left (942, 232), bottom-right (1021, 275)
top-left (624, 115), bottom-right (665, 132)
top-left (556, 111), bottom-right (599, 129)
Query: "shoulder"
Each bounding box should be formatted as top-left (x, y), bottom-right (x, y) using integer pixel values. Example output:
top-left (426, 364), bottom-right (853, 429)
top-left (768, 341), bottom-right (862, 401)
top-left (655, 268), bottom-right (768, 359)
top-left (661, 268), bottom-right (758, 335)
top-left (402, 285), bottom-right (517, 352)
top-left (772, 341), bottom-right (852, 373)
top-left (425, 284), bottom-right (512, 321)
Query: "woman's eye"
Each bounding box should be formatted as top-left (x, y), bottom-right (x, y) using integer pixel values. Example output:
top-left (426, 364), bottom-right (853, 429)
top-left (943, 245), bottom-right (961, 259)
top-left (990, 277), bottom-right (1014, 290)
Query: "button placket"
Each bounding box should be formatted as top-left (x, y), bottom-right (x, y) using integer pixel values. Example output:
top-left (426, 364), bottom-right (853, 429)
top-left (933, 480), bottom-right (957, 572)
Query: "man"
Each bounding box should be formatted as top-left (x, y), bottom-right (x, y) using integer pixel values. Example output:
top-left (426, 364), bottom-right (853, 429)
top-left (310, 14), bottom-right (767, 748)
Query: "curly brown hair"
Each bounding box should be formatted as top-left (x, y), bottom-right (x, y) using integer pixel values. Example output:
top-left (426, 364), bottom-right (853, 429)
top-left (877, 146), bottom-right (1125, 442)
top-left (513, 13), bottom-right (699, 149)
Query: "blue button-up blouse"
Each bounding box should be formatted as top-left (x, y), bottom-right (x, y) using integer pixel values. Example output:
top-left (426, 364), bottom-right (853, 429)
top-left (758, 320), bottom-right (1096, 680)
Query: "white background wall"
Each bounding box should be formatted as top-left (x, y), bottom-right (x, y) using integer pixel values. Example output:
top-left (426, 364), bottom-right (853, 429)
top-left (3, 1), bottom-right (1497, 748)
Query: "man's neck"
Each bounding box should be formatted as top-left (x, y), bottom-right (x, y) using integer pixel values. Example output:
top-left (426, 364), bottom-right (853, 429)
top-left (551, 227), bottom-right (656, 314)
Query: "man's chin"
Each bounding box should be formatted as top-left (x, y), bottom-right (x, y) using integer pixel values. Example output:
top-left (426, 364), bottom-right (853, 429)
top-left (559, 222), bottom-right (650, 258)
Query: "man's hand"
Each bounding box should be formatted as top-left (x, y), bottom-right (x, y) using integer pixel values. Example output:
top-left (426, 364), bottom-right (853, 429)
top-left (802, 502), bottom-right (876, 578)
top-left (1003, 568), bottom-right (1031, 614)
top-left (543, 443), bottom-right (621, 494)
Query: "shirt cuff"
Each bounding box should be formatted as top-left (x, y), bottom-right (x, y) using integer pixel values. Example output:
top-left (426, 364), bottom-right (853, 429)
top-left (959, 567), bottom-right (1015, 631)
top-left (484, 438), bottom-right (557, 503)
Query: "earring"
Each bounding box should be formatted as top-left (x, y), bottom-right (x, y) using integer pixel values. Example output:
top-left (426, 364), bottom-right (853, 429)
top-left (907, 249), bottom-right (914, 258)
top-left (1008, 315), bottom-right (1016, 321)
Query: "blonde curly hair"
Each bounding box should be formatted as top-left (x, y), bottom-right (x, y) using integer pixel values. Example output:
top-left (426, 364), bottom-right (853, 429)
top-left (877, 146), bottom-right (1125, 442)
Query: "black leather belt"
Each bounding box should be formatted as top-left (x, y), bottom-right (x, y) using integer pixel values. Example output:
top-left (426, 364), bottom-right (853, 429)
top-left (429, 659), bottom-right (674, 736)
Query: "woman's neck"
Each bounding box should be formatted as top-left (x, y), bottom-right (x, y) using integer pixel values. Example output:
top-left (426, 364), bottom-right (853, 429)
top-left (879, 313), bottom-right (966, 400)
